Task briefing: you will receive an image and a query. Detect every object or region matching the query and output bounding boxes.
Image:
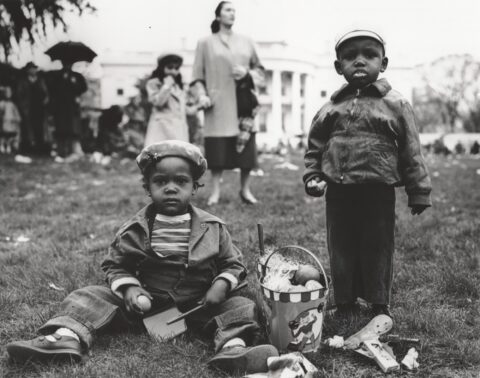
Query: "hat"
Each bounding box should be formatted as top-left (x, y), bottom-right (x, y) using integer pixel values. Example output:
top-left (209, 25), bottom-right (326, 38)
top-left (157, 52), bottom-right (183, 66)
top-left (137, 140), bottom-right (207, 180)
top-left (335, 30), bottom-right (385, 52)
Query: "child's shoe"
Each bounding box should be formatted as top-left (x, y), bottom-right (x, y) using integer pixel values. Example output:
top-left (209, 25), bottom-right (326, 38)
top-left (334, 302), bottom-right (360, 318)
top-left (371, 304), bottom-right (392, 318)
top-left (6, 333), bottom-right (83, 362)
top-left (208, 344), bottom-right (279, 374)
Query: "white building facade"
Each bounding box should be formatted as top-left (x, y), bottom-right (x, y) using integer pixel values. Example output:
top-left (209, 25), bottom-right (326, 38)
top-left (98, 41), bottom-right (415, 148)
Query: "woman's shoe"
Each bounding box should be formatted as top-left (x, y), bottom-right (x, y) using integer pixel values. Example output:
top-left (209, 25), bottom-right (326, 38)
top-left (239, 191), bottom-right (258, 205)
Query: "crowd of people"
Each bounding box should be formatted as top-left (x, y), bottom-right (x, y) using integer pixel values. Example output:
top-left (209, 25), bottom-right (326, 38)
top-left (0, 59), bottom-right (89, 163)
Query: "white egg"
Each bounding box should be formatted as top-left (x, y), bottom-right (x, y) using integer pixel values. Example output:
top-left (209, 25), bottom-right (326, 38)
top-left (305, 280), bottom-right (323, 290)
top-left (137, 295), bottom-right (152, 312)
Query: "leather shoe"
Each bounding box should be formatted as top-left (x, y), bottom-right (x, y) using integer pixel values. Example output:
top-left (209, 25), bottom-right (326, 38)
top-left (239, 191), bottom-right (258, 205)
top-left (7, 334), bottom-right (83, 362)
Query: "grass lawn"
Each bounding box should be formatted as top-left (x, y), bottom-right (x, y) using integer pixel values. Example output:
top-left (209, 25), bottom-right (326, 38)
top-left (0, 152), bottom-right (479, 377)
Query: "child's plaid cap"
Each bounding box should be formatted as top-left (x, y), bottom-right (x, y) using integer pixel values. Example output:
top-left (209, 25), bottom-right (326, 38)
top-left (136, 140), bottom-right (207, 180)
top-left (335, 30), bottom-right (385, 53)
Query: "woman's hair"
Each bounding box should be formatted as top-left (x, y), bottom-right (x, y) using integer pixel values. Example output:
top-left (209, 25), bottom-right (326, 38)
top-left (150, 58), bottom-right (183, 89)
top-left (210, 1), bottom-right (230, 33)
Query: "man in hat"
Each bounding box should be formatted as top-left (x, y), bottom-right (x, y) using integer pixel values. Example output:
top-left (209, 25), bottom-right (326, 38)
top-left (303, 30), bottom-right (431, 318)
top-left (7, 140), bottom-right (278, 375)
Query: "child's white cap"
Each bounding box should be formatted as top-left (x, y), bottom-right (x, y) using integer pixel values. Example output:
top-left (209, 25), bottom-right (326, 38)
top-left (335, 30), bottom-right (386, 52)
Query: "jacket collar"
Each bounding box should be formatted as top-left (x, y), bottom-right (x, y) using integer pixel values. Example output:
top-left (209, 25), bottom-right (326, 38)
top-left (125, 203), bottom-right (225, 235)
top-left (331, 78), bottom-right (392, 103)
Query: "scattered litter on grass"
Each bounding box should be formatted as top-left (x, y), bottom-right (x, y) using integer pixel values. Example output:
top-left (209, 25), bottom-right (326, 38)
top-left (48, 282), bottom-right (66, 292)
top-left (21, 192), bottom-right (36, 200)
top-left (67, 185), bottom-right (79, 191)
top-left (401, 348), bottom-right (419, 370)
top-left (89, 234), bottom-right (96, 239)
top-left (362, 339), bottom-right (400, 373)
top-left (91, 180), bottom-right (105, 186)
top-left (432, 171), bottom-right (440, 177)
top-left (244, 352), bottom-right (318, 378)
top-left (274, 162), bottom-right (299, 171)
top-left (326, 335), bottom-right (344, 348)
top-left (476, 169), bottom-right (480, 175)
top-left (344, 315), bottom-right (393, 349)
top-left (16, 235), bottom-right (30, 243)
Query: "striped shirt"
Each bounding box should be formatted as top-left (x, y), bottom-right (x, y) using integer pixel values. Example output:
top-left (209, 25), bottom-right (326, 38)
top-left (151, 213), bottom-right (191, 264)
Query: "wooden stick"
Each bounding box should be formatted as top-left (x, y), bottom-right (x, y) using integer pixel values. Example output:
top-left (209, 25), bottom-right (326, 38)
top-left (257, 223), bottom-right (265, 254)
top-left (167, 281), bottom-right (248, 325)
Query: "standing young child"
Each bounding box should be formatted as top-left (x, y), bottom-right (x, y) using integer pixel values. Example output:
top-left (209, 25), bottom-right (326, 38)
top-left (303, 30), bottom-right (432, 317)
top-left (144, 53), bottom-right (199, 146)
top-left (6, 140), bottom-right (277, 375)
top-left (0, 86), bottom-right (21, 155)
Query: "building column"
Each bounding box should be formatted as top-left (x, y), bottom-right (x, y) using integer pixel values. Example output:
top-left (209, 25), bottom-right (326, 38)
top-left (291, 71), bottom-right (301, 137)
top-left (271, 69), bottom-right (282, 139)
top-left (303, 74), bottom-right (315, 132)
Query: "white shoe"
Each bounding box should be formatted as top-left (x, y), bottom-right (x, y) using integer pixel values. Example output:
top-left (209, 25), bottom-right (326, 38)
top-left (14, 155), bottom-right (32, 164)
top-left (54, 156), bottom-right (65, 163)
top-left (100, 156), bottom-right (111, 165)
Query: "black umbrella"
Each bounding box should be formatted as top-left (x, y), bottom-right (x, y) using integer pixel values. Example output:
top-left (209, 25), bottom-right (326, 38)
top-left (45, 41), bottom-right (97, 63)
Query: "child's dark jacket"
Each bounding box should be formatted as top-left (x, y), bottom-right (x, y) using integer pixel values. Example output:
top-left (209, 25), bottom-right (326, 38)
top-left (303, 79), bottom-right (431, 206)
top-left (101, 204), bottom-right (247, 311)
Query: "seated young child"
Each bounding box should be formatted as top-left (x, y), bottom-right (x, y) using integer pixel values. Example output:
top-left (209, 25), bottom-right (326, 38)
top-left (7, 140), bottom-right (278, 374)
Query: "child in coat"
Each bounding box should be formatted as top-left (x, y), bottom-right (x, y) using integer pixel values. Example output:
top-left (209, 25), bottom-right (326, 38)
top-left (0, 86), bottom-right (21, 154)
top-left (144, 53), bottom-right (199, 146)
top-left (303, 30), bottom-right (432, 317)
top-left (7, 140), bottom-right (278, 375)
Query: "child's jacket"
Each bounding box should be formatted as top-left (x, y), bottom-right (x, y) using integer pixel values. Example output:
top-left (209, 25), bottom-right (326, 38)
top-left (101, 204), bottom-right (247, 310)
top-left (303, 79), bottom-right (431, 206)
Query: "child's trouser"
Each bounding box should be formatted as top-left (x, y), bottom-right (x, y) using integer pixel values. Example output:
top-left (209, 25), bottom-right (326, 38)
top-left (326, 183), bottom-right (395, 305)
top-left (38, 285), bottom-right (260, 352)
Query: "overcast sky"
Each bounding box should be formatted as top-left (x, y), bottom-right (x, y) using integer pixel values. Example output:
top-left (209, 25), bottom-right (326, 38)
top-left (14, 0), bottom-right (480, 67)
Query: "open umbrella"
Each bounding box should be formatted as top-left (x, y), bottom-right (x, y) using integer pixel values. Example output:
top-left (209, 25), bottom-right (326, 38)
top-left (45, 41), bottom-right (97, 63)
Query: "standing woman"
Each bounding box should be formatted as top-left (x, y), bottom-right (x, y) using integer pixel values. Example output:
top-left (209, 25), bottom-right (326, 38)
top-left (191, 1), bottom-right (264, 205)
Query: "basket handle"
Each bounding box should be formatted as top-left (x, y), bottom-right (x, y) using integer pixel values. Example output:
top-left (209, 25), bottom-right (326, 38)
top-left (262, 245), bottom-right (329, 291)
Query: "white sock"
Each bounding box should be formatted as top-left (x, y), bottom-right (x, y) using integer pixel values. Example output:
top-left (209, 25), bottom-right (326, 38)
top-left (45, 327), bottom-right (80, 342)
top-left (223, 337), bottom-right (246, 349)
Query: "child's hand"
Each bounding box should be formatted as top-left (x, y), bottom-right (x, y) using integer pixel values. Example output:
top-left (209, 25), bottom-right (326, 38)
top-left (163, 75), bottom-right (176, 88)
top-left (198, 94), bottom-right (212, 109)
top-left (306, 177), bottom-right (327, 197)
top-left (410, 205), bottom-right (429, 215)
top-left (123, 286), bottom-right (153, 314)
top-left (204, 279), bottom-right (230, 307)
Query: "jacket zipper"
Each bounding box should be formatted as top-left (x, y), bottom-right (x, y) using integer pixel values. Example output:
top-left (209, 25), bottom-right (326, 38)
top-left (347, 89), bottom-right (361, 127)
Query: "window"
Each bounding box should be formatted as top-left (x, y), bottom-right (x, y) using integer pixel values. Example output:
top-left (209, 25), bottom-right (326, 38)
top-left (320, 90), bottom-right (327, 98)
top-left (117, 88), bottom-right (124, 96)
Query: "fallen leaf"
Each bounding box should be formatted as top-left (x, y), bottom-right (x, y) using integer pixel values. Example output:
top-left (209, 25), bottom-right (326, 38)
top-left (48, 282), bottom-right (65, 291)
